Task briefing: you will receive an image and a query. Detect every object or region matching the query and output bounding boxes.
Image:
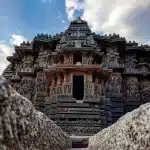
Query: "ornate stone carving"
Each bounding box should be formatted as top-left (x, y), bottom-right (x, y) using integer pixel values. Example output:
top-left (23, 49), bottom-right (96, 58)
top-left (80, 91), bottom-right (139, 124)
top-left (49, 86), bottom-right (56, 96)
top-left (87, 35), bottom-right (95, 45)
top-left (55, 119), bottom-right (101, 125)
top-left (125, 55), bottom-right (137, 73)
top-left (83, 54), bottom-right (93, 64)
top-left (106, 48), bottom-right (120, 67)
top-left (19, 77), bottom-right (35, 101)
top-left (95, 84), bottom-right (101, 95)
top-left (85, 83), bottom-right (94, 95)
top-left (139, 66), bottom-right (148, 74)
top-left (36, 50), bottom-right (51, 68)
top-left (140, 80), bottom-right (150, 102)
top-left (56, 86), bottom-right (63, 95)
top-left (36, 72), bottom-right (48, 93)
top-left (3, 17), bottom-right (150, 138)
top-left (64, 55), bottom-right (73, 64)
top-left (63, 84), bottom-right (72, 95)
top-left (106, 73), bottom-right (122, 94)
top-left (125, 77), bottom-right (140, 101)
top-left (61, 126), bottom-right (102, 135)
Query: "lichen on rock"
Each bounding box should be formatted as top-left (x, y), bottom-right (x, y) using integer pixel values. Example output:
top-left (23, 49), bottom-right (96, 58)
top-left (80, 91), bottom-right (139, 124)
top-left (0, 76), bottom-right (71, 150)
top-left (89, 102), bottom-right (150, 150)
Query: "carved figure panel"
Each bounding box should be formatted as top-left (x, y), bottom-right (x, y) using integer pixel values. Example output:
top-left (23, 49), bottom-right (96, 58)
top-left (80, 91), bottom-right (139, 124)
top-left (140, 80), bottom-right (150, 102)
top-left (49, 87), bottom-right (56, 96)
top-left (95, 84), bottom-right (101, 95)
top-left (56, 86), bottom-right (63, 95)
top-left (125, 77), bottom-right (140, 101)
top-left (85, 83), bottom-right (94, 95)
top-left (139, 66), bottom-right (148, 74)
top-left (83, 54), bottom-right (93, 64)
top-left (125, 55), bottom-right (137, 73)
top-left (106, 73), bottom-right (122, 93)
top-left (36, 72), bottom-right (48, 92)
top-left (87, 74), bottom-right (92, 82)
top-left (63, 84), bottom-right (72, 95)
top-left (105, 47), bottom-right (119, 67)
top-left (37, 51), bottom-right (50, 68)
top-left (64, 55), bottom-right (73, 64)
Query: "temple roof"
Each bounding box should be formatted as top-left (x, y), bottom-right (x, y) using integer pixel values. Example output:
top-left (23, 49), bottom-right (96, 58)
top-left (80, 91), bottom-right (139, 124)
top-left (70, 17), bottom-right (88, 24)
top-left (13, 17), bottom-right (150, 55)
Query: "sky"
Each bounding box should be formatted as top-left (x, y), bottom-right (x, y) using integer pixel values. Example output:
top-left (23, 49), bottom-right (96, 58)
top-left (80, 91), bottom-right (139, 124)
top-left (0, 0), bottom-right (150, 73)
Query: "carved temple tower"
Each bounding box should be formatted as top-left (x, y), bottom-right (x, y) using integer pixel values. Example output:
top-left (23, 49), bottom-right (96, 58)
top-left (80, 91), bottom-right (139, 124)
top-left (3, 17), bottom-right (150, 136)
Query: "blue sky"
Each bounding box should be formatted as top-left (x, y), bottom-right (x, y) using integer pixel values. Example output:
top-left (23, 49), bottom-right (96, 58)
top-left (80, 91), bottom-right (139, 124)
top-left (0, 0), bottom-right (72, 43)
top-left (0, 0), bottom-right (150, 73)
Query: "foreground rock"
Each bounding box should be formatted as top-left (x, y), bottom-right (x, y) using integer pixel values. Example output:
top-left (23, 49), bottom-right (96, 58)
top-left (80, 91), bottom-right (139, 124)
top-left (0, 76), bottom-right (71, 150)
top-left (89, 103), bottom-right (150, 150)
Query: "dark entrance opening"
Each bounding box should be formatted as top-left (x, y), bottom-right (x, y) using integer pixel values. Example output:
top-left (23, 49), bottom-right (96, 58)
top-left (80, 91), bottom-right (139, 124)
top-left (73, 75), bottom-right (84, 100)
top-left (72, 142), bottom-right (88, 148)
top-left (73, 53), bottom-right (82, 64)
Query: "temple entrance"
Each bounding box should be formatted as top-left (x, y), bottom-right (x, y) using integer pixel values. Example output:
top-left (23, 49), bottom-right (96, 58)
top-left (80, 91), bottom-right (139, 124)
top-left (73, 75), bottom-right (84, 100)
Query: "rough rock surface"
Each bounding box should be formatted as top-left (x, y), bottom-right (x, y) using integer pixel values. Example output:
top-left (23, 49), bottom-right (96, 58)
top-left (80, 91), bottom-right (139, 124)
top-left (89, 102), bottom-right (150, 150)
top-left (0, 76), bottom-right (71, 150)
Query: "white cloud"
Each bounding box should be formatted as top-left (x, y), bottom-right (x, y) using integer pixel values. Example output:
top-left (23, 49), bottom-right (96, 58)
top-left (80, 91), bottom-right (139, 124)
top-left (10, 33), bottom-right (26, 46)
top-left (0, 42), bottom-right (13, 74)
top-left (65, 0), bottom-right (150, 44)
top-left (0, 34), bottom-right (26, 74)
top-left (65, 0), bottom-right (84, 20)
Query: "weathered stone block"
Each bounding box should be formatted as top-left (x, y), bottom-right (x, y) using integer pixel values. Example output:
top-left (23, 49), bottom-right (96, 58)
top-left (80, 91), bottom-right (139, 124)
top-left (0, 76), bottom-right (71, 150)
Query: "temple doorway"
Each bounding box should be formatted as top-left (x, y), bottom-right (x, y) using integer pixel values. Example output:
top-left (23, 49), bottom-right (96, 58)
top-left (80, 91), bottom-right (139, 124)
top-left (73, 75), bottom-right (84, 100)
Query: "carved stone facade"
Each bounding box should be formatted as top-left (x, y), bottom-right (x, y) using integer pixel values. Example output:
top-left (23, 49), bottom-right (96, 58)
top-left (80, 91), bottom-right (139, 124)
top-left (3, 17), bottom-right (150, 136)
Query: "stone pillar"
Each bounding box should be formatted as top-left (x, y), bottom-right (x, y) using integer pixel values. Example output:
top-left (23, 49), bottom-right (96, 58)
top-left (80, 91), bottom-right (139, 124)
top-left (57, 73), bottom-right (61, 85)
top-left (48, 73), bottom-right (56, 104)
top-left (94, 77), bottom-right (102, 95)
top-left (106, 72), bottom-right (123, 123)
top-left (63, 72), bottom-right (71, 95)
top-left (34, 72), bottom-right (48, 112)
top-left (56, 72), bottom-right (63, 95)
top-left (85, 72), bottom-right (94, 95)
top-left (36, 72), bottom-right (48, 93)
top-left (123, 77), bottom-right (140, 113)
top-left (64, 72), bottom-right (68, 84)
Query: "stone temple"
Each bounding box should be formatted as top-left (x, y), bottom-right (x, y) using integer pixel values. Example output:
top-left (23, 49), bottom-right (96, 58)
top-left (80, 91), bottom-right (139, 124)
top-left (3, 17), bottom-right (150, 139)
